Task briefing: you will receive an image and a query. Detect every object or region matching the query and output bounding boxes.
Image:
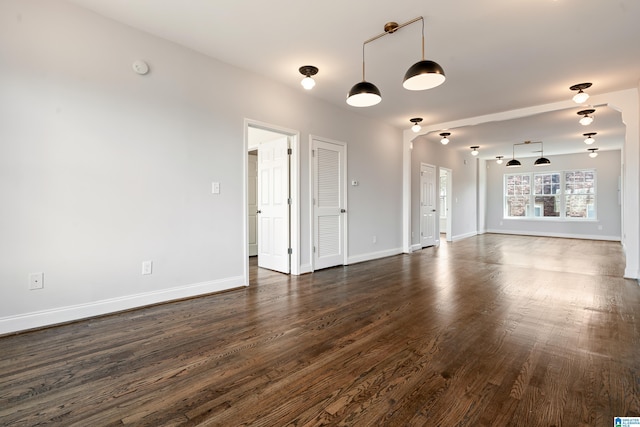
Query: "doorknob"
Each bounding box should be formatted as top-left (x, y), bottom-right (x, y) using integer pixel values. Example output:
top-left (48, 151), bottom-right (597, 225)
top-left (431, 209), bottom-right (437, 212)
top-left (341, 209), bottom-right (346, 213)
top-left (257, 210), bottom-right (261, 214)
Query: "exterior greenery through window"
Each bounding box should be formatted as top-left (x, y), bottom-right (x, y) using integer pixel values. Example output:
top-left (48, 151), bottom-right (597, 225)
top-left (504, 170), bottom-right (596, 219)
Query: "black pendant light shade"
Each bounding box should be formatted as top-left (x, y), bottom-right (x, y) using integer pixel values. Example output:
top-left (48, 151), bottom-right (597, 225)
top-left (506, 158), bottom-right (522, 168)
top-left (346, 81), bottom-right (382, 107)
top-left (403, 60), bottom-right (446, 90)
top-left (534, 156), bottom-right (551, 166)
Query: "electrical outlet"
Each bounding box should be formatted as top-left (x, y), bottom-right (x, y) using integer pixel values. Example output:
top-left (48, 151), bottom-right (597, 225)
top-left (212, 182), bottom-right (220, 194)
top-left (142, 260), bottom-right (153, 275)
top-left (29, 272), bottom-right (44, 290)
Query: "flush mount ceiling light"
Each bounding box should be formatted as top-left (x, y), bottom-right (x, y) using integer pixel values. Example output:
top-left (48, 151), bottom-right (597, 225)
top-left (588, 148), bottom-right (599, 158)
top-left (439, 132), bottom-right (451, 145)
top-left (570, 82), bottom-right (592, 104)
top-left (578, 108), bottom-right (595, 126)
top-left (470, 146), bottom-right (479, 156)
top-left (410, 117), bottom-right (423, 133)
top-left (496, 156), bottom-right (504, 164)
top-left (583, 132), bottom-right (597, 145)
top-left (299, 65), bottom-right (318, 90)
top-left (346, 16), bottom-right (445, 107)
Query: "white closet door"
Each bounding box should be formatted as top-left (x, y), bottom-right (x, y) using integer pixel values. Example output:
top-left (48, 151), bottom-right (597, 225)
top-left (420, 163), bottom-right (437, 247)
top-left (313, 138), bottom-right (346, 270)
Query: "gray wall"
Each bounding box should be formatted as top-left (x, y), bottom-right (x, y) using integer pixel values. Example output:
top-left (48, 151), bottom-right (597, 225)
top-left (484, 150), bottom-right (622, 240)
top-left (0, 0), bottom-right (402, 333)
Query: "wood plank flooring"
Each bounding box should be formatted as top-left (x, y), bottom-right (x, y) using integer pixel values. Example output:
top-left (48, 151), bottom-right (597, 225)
top-left (1, 234), bottom-right (639, 426)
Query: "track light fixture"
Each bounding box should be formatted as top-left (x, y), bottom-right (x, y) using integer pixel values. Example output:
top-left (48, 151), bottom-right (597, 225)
top-left (570, 82), bottom-right (592, 104)
top-left (583, 132), bottom-right (597, 145)
top-left (346, 17), bottom-right (445, 107)
top-left (470, 146), bottom-right (479, 156)
top-left (496, 156), bottom-right (504, 165)
top-left (578, 109), bottom-right (595, 126)
top-left (299, 65), bottom-right (318, 90)
top-left (439, 132), bottom-right (450, 145)
top-left (588, 148), bottom-right (599, 158)
top-left (410, 118), bottom-right (423, 133)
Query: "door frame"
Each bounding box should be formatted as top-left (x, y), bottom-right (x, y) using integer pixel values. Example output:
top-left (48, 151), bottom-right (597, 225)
top-left (440, 167), bottom-right (453, 242)
top-left (309, 135), bottom-right (348, 271)
top-left (244, 119), bottom-right (300, 284)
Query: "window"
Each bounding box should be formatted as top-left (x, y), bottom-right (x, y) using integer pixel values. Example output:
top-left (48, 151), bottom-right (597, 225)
top-left (504, 169), bottom-right (596, 220)
top-left (565, 170), bottom-right (596, 218)
top-left (533, 173), bottom-right (560, 217)
top-left (505, 174), bottom-right (530, 217)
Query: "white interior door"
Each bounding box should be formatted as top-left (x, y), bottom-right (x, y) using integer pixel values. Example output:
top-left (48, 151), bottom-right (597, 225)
top-left (312, 138), bottom-right (346, 270)
top-left (420, 163), bottom-right (437, 247)
top-left (248, 152), bottom-right (258, 256)
top-left (257, 137), bottom-right (290, 273)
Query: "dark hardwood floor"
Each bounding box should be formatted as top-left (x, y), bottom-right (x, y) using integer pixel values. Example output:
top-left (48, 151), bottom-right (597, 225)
top-left (1, 234), bottom-right (639, 426)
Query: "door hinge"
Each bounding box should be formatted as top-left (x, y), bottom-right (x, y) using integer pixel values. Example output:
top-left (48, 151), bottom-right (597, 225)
top-left (313, 246), bottom-right (316, 253)
top-left (288, 248), bottom-right (292, 255)
top-left (288, 198), bottom-right (292, 205)
top-left (312, 149), bottom-right (315, 157)
top-left (287, 148), bottom-right (292, 155)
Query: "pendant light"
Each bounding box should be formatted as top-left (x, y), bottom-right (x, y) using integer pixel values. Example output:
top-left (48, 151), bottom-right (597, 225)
top-left (410, 118), bottom-right (423, 133)
top-left (583, 132), bottom-right (596, 145)
top-left (534, 141), bottom-right (550, 166)
top-left (570, 82), bottom-right (592, 104)
top-left (439, 132), bottom-right (450, 145)
top-left (506, 143), bottom-right (521, 168)
top-left (588, 148), bottom-right (599, 158)
top-left (299, 65), bottom-right (318, 90)
top-left (402, 17), bottom-right (446, 91)
top-left (347, 17), bottom-right (444, 107)
top-left (346, 42), bottom-right (381, 107)
top-left (578, 109), bottom-right (595, 126)
top-left (496, 156), bottom-right (504, 164)
top-left (470, 146), bottom-right (479, 156)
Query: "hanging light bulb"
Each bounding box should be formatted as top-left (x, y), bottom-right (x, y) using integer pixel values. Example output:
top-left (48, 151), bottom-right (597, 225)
top-left (410, 118), bottom-right (423, 133)
top-left (496, 156), bottom-right (504, 165)
top-left (470, 146), bottom-right (479, 156)
top-left (583, 132), bottom-right (597, 144)
top-left (588, 148), bottom-right (599, 158)
top-left (439, 132), bottom-right (450, 145)
top-left (570, 82), bottom-right (592, 104)
top-left (298, 66), bottom-right (318, 90)
top-left (577, 109), bottom-right (595, 126)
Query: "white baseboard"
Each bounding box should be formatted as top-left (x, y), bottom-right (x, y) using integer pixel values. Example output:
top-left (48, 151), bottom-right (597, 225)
top-left (485, 229), bottom-right (621, 242)
top-left (452, 231), bottom-right (479, 242)
top-left (410, 243), bottom-right (422, 252)
top-left (0, 276), bottom-right (245, 336)
top-left (347, 247), bottom-right (403, 265)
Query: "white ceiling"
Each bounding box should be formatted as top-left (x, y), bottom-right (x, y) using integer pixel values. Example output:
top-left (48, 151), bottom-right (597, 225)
top-left (67, 0), bottom-right (639, 159)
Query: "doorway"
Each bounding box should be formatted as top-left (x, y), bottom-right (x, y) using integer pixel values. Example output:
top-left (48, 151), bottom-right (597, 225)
top-left (245, 120), bottom-right (300, 284)
top-left (420, 163), bottom-right (437, 247)
top-left (439, 167), bottom-right (452, 242)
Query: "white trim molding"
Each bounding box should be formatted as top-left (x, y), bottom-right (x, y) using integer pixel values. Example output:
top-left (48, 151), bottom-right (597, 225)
top-left (0, 276), bottom-right (245, 336)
